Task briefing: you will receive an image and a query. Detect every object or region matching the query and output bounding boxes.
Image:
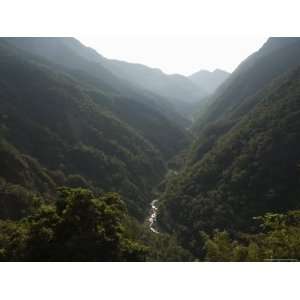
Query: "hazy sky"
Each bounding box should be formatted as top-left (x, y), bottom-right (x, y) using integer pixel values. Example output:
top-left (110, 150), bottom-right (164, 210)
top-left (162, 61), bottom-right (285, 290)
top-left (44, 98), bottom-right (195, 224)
top-left (3, 0), bottom-right (297, 77)
top-left (79, 36), bottom-right (267, 76)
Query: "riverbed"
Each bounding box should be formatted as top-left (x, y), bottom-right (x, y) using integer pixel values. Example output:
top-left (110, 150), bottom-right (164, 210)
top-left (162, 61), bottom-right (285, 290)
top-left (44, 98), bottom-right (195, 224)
top-left (148, 199), bottom-right (159, 233)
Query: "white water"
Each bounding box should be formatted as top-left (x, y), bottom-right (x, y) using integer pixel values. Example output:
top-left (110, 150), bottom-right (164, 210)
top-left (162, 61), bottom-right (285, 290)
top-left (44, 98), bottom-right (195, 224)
top-left (148, 199), bottom-right (159, 234)
top-left (147, 169), bottom-right (178, 233)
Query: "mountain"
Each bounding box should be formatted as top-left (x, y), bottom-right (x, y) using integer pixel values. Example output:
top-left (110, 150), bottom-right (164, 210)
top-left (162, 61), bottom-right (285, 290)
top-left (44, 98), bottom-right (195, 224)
top-left (189, 69), bottom-right (230, 94)
top-left (6, 38), bottom-right (208, 120)
top-left (3, 36), bottom-right (300, 261)
top-left (55, 38), bottom-right (208, 107)
top-left (194, 37), bottom-right (300, 130)
top-left (5, 37), bottom-right (191, 159)
top-left (158, 37), bottom-right (300, 257)
top-left (191, 37), bottom-right (300, 162)
top-left (101, 59), bottom-right (208, 104)
top-left (0, 38), bottom-right (193, 221)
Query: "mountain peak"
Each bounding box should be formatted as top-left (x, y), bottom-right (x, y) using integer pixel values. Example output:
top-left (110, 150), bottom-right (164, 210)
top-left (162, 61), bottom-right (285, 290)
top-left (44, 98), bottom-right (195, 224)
top-left (189, 68), bottom-right (230, 94)
top-left (259, 37), bottom-right (300, 56)
top-left (213, 68), bottom-right (229, 74)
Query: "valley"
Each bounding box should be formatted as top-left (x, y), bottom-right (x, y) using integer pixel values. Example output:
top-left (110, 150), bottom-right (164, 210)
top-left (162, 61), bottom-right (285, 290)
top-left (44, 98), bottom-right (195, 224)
top-left (0, 37), bottom-right (300, 261)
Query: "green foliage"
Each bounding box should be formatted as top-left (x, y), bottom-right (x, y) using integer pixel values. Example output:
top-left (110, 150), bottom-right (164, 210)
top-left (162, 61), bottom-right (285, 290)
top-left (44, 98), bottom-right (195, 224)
top-left (145, 233), bottom-right (194, 261)
top-left (203, 231), bottom-right (237, 262)
top-left (122, 217), bottom-right (194, 261)
top-left (3, 37), bottom-right (300, 261)
top-left (159, 53), bottom-right (300, 258)
top-left (0, 187), bottom-right (193, 261)
top-left (193, 38), bottom-right (300, 135)
top-left (0, 188), bottom-right (148, 261)
top-left (204, 210), bottom-right (300, 261)
top-left (0, 38), bottom-right (195, 261)
top-left (0, 177), bottom-right (42, 220)
top-left (66, 174), bottom-right (90, 188)
top-left (0, 38), bottom-right (190, 219)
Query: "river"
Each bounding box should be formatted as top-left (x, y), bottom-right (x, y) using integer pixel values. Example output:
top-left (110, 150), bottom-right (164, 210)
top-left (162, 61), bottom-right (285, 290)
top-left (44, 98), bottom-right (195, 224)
top-left (148, 199), bottom-right (159, 234)
top-left (147, 169), bottom-right (179, 233)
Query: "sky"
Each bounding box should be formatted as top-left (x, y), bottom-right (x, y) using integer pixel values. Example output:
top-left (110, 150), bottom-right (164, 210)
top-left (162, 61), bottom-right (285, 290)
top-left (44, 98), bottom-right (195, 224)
top-left (79, 36), bottom-right (267, 76)
top-left (2, 0), bottom-right (298, 77)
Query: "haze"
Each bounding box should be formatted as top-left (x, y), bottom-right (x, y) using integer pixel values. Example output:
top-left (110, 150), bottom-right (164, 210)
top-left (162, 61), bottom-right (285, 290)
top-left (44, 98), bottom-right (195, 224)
top-left (79, 36), bottom-right (267, 76)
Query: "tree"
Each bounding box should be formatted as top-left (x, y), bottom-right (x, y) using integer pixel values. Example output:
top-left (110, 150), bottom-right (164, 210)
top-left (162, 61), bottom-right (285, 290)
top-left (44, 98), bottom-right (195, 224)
top-left (204, 210), bottom-right (300, 261)
top-left (0, 188), bottom-right (148, 261)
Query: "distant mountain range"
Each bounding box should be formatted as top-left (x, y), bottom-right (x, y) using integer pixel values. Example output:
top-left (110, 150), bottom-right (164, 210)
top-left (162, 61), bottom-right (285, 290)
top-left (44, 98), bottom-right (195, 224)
top-left (0, 37), bottom-right (193, 220)
top-left (5, 38), bottom-right (229, 120)
top-left (189, 69), bottom-right (230, 94)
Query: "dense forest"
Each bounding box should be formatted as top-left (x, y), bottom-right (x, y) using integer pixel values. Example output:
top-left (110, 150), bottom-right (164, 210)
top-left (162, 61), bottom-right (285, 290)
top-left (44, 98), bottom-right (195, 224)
top-left (158, 37), bottom-right (300, 260)
top-left (1, 37), bottom-right (300, 261)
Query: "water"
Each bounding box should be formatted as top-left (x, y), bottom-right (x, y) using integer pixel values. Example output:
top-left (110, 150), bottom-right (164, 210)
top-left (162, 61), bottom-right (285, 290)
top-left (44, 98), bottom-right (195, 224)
top-left (148, 199), bottom-right (159, 234)
top-left (147, 169), bottom-right (178, 233)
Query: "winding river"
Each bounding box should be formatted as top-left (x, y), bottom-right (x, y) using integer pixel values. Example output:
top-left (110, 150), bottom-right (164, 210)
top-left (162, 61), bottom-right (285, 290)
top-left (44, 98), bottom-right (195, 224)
top-left (147, 169), bottom-right (179, 233)
top-left (148, 199), bottom-right (159, 234)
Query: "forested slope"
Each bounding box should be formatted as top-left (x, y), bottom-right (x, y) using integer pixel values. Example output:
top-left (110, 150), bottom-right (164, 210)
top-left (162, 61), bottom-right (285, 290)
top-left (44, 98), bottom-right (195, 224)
top-left (190, 38), bottom-right (300, 164)
top-left (5, 37), bottom-right (193, 126)
top-left (3, 36), bottom-right (300, 261)
top-left (0, 38), bottom-right (199, 261)
top-left (159, 41), bottom-right (300, 258)
top-left (0, 39), bottom-right (189, 221)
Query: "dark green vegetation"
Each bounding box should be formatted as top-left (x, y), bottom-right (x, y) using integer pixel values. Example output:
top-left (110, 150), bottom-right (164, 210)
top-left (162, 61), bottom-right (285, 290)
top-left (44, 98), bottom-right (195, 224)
top-left (158, 37), bottom-right (300, 260)
top-left (204, 210), bottom-right (300, 261)
top-left (5, 37), bottom-right (209, 122)
top-left (0, 38), bottom-right (191, 221)
top-left (0, 37), bottom-right (194, 261)
top-left (2, 37), bottom-right (300, 261)
top-left (193, 37), bottom-right (300, 134)
top-left (0, 187), bottom-right (191, 261)
top-left (5, 37), bottom-right (191, 154)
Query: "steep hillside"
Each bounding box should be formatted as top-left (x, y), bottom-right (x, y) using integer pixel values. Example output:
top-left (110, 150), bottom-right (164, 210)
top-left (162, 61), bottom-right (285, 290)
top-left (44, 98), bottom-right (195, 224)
top-left (159, 60), bottom-right (300, 257)
top-left (7, 37), bottom-right (207, 120)
top-left (101, 59), bottom-right (207, 105)
top-left (189, 69), bottom-right (230, 94)
top-left (191, 37), bottom-right (300, 163)
top-left (195, 38), bottom-right (300, 127)
top-left (5, 37), bottom-right (191, 159)
top-left (56, 38), bottom-right (207, 108)
top-left (0, 39), bottom-right (192, 220)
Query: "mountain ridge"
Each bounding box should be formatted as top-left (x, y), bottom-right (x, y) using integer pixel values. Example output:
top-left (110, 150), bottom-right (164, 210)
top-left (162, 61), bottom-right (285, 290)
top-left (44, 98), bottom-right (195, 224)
top-left (158, 37), bottom-right (300, 258)
top-left (189, 68), bottom-right (230, 94)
